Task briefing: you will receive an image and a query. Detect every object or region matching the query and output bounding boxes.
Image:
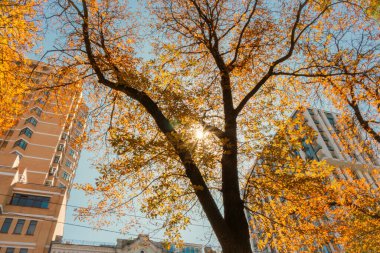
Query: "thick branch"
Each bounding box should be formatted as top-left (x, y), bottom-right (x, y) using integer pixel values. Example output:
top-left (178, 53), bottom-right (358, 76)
top-left (77, 0), bottom-right (232, 243)
top-left (349, 101), bottom-right (380, 143)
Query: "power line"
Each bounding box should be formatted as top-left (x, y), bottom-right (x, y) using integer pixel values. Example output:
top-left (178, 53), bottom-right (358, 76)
top-left (4, 211), bottom-right (221, 249)
top-left (0, 193), bottom-right (211, 228)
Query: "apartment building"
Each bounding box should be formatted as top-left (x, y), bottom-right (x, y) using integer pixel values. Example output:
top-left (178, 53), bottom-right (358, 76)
top-left (302, 108), bottom-right (379, 184)
top-left (249, 108), bottom-right (379, 253)
top-left (0, 62), bottom-right (87, 253)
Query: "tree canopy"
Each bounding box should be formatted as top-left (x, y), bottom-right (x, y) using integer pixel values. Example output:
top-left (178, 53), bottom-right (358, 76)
top-left (0, 0), bottom-right (42, 133)
top-left (40, 0), bottom-right (380, 252)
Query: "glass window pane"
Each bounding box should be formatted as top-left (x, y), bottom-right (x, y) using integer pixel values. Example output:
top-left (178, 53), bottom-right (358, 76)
top-left (10, 194), bottom-right (50, 209)
top-left (13, 219), bottom-right (25, 234)
top-left (20, 128), bottom-right (32, 138)
top-left (6, 248), bottom-right (15, 253)
top-left (41, 197), bottom-right (49, 208)
top-left (65, 160), bottom-right (72, 168)
top-left (14, 139), bottom-right (28, 150)
top-left (26, 220), bottom-right (37, 235)
top-left (0, 218), bottom-right (13, 233)
top-left (53, 156), bottom-right (60, 163)
top-left (25, 117), bottom-right (38, 126)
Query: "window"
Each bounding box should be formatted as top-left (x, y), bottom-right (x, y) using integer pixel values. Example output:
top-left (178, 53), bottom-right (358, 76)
top-left (292, 150), bottom-right (300, 157)
top-left (49, 167), bottom-right (57, 176)
top-left (58, 183), bottom-right (66, 189)
top-left (13, 139), bottom-right (28, 150)
top-left (61, 133), bottom-right (67, 140)
top-left (13, 219), bottom-right (25, 234)
top-left (74, 129), bottom-right (81, 137)
top-left (57, 144), bottom-right (64, 151)
top-left (53, 156), bottom-right (60, 163)
top-left (19, 128), bottom-right (33, 138)
top-left (25, 117), bottom-right (38, 127)
top-left (301, 139), bottom-right (318, 160)
top-left (20, 249), bottom-right (28, 253)
top-left (325, 113), bottom-right (335, 126)
top-left (65, 159), bottom-right (72, 168)
top-left (0, 140), bottom-right (8, 150)
top-left (10, 193), bottom-right (50, 209)
top-left (68, 148), bottom-right (75, 157)
top-left (26, 220), bottom-right (37, 235)
top-left (77, 121), bottom-right (83, 128)
top-left (5, 248), bottom-right (15, 253)
top-left (325, 112), bottom-right (338, 132)
top-left (0, 218), bottom-right (13, 233)
top-left (183, 247), bottom-right (197, 253)
top-left (30, 107), bottom-right (42, 116)
top-left (322, 245), bottom-right (332, 253)
top-left (62, 171), bottom-right (70, 181)
top-left (35, 98), bottom-right (46, 105)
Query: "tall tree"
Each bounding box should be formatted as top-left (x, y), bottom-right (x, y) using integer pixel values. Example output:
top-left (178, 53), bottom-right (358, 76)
top-left (0, 0), bottom-right (41, 133)
top-left (50, 0), bottom-right (379, 252)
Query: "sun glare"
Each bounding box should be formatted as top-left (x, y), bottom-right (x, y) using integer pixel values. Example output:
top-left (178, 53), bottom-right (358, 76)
top-left (195, 127), bottom-right (205, 139)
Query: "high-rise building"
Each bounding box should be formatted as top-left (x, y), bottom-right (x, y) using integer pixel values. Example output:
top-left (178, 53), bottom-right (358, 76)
top-left (0, 62), bottom-right (87, 253)
top-left (302, 108), bottom-right (379, 184)
top-left (249, 108), bottom-right (379, 253)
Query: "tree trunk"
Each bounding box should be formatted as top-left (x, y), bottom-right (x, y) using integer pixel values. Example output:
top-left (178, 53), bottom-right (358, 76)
top-left (221, 240), bottom-right (253, 253)
top-left (219, 72), bottom-right (253, 253)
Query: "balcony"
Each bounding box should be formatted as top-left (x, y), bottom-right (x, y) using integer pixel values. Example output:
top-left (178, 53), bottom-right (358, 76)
top-left (0, 152), bottom-right (20, 169)
top-left (49, 167), bottom-right (58, 176)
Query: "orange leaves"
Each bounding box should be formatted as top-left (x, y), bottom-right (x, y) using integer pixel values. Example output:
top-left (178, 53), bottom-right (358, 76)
top-left (0, 1), bottom-right (42, 132)
top-left (49, 0), bottom-right (379, 250)
top-left (77, 183), bottom-right (96, 194)
top-left (330, 176), bottom-right (380, 252)
top-left (246, 133), bottom-right (380, 252)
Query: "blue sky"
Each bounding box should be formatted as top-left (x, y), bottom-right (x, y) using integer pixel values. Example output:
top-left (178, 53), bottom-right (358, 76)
top-left (30, 1), bottom-right (220, 248)
top-left (63, 151), bottom-right (217, 246)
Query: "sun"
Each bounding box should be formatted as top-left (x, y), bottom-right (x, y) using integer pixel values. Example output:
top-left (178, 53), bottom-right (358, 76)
top-left (195, 127), bottom-right (205, 139)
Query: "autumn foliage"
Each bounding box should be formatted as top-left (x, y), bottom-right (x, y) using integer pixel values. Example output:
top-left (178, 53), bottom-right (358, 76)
top-left (4, 0), bottom-right (376, 252)
top-left (245, 113), bottom-right (380, 252)
top-left (0, 1), bottom-right (42, 133)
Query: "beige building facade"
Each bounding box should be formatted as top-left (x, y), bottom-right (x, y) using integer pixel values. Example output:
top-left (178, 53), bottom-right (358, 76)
top-left (0, 62), bottom-right (87, 253)
top-left (50, 234), bottom-right (208, 253)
